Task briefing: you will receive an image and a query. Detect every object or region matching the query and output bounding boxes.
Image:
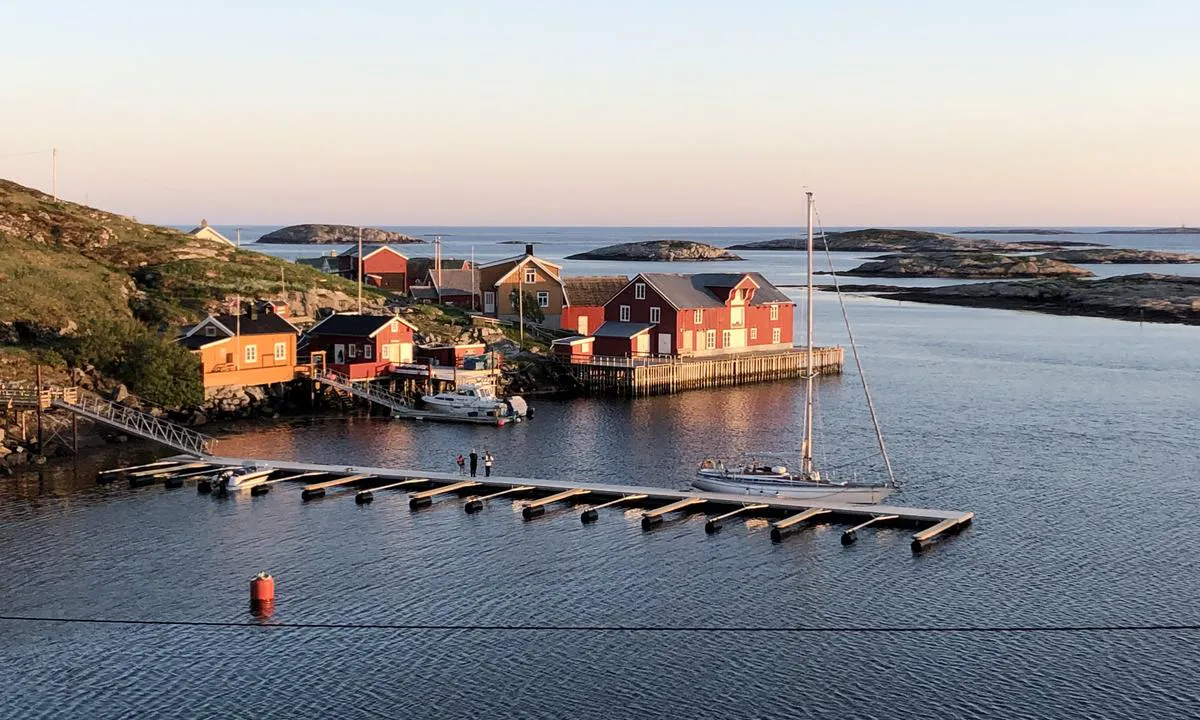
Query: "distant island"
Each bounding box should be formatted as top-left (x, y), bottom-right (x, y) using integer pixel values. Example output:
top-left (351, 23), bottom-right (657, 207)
top-left (257, 224), bottom-right (423, 244)
top-left (833, 252), bottom-right (1093, 279)
top-left (1038, 248), bottom-right (1200, 264)
top-left (566, 240), bottom-right (742, 262)
top-left (857, 274), bottom-right (1200, 326)
top-left (956, 229), bottom-right (1079, 235)
top-left (728, 228), bottom-right (1089, 253)
top-left (1097, 227), bottom-right (1200, 235)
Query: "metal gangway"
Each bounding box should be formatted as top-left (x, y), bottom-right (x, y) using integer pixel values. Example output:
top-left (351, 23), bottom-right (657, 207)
top-left (312, 369), bottom-right (414, 415)
top-left (51, 390), bottom-right (216, 457)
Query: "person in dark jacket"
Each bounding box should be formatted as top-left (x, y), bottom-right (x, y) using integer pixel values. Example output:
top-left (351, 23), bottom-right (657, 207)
top-left (469, 449), bottom-right (478, 477)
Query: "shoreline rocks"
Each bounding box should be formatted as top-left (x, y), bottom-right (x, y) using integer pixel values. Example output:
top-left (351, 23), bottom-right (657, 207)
top-left (1038, 248), bottom-right (1200, 264)
top-left (835, 253), bottom-right (1094, 279)
top-left (566, 240), bottom-right (742, 262)
top-left (257, 224), bottom-right (423, 244)
top-left (729, 228), bottom-right (1093, 253)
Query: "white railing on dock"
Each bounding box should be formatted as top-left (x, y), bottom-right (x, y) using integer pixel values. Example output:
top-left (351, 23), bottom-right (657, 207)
top-left (51, 391), bottom-right (215, 456)
top-left (313, 369), bottom-right (414, 414)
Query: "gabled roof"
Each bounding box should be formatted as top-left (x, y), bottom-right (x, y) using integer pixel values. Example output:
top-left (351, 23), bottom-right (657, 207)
top-left (409, 285), bottom-right (439, 301)
top-left (432, 269), bottom-right (480, 296)
top-left (339, 244), bottom-right (409, 261)
top-left (628, 272), bottom-right (791, 310)
top-left (480, 252), bottom-right (562, 270)
top-left (211, 312), bottom-right (299, 336)
top-left (306, 312), bottom-right (417, 338)
top-left (551, 335), bottom-right (594, 346)
top-left (408, 257), bottom-right (470, 279)
top-left (187, 221), bottom-right (233, 246)
top-left (177, 334), bottom-right (231, 350)
top-left (490, 256), bottom-right (564, 287)
top-left (563, 275), bottom-right (629, 307)
top-left (295, 256), bottom-right (339, 271)
top-left (593, 321), bottom-right (653, 338)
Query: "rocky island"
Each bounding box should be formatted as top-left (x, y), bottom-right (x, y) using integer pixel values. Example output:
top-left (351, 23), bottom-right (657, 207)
top-left (566, 240), bottom-right (742, 261)
top-left (874, 274), bottom-right (1200, 326)
top-left (1098, 227), bottom-right (1200, 235)
top-left (837, 253), bottom-right (1094, 279)
top-left (1038, 248), bottom-right (1200, 264)
top-left (955, 229), bottom-right (1079, 236)
top-left (728, 228), bottom-right (1089, 253)
top-left (257, 224), bottom-right (422, 244)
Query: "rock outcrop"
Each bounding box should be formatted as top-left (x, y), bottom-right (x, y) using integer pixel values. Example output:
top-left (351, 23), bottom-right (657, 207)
top-left (566, 240), bottom-right (741, 261)
top-left (838, 253), bottom-right (1094, 279)
top-left (1098, 227), bottom-right (1200, 235)
top-left (1038, 248), bottom-right (1200, 264)
top-left (257, 224), bottom-right (422, 244)
top-left (876, 274), bottom-right (1200, 325)
top-left (728, 228), bottom-right (1092, 253)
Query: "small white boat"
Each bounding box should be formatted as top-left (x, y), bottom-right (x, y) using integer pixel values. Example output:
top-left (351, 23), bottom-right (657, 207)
top-left (420, 383), bottom-right (528, 420)
top-left (213, 465), bottom-right (274, 491)
top-left (692, 191), bottom-right (901, 505)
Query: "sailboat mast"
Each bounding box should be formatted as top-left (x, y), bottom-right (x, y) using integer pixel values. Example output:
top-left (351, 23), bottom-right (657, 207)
top-left (801, 191), bottom-right (816, 477)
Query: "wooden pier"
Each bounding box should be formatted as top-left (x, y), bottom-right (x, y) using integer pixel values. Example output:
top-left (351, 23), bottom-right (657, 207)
top-left (163, 455), bottom-right (974, 553)
top-left (563, 347), bottom-right (844, 396)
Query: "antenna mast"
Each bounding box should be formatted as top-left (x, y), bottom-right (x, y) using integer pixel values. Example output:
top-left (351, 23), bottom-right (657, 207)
top-left (357, 226), bottom-right (363, 313)
top-left (801, 191), bottom-right (816, 477)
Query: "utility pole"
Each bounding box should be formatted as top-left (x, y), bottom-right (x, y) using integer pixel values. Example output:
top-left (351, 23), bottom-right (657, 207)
top-left (51, 148), bottom-right (57, 200)
top-left (357, 226), bottom-right (363, 314)
top-left (518, 265), bottom-right (525, 348)
top-left (470, 246), bottom-right (477, 312)
top-left (435, 235), bottom-right (443, 289)
top-left (34, 364), bottom-right (43, 452)
top-left (236, 227), bottom-right (242, 248)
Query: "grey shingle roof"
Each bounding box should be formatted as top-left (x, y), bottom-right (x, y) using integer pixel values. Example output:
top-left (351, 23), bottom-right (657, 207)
top-left (593, 321), bottom-right (653, 338)
top-left (638, 272), bottom-right (790, 308)
top-left (307, 313), bottom-right (395, 337)
top-left (432, 269), bottom-right (480, 295)
top-left (212, 313), bottom-right (297, 336)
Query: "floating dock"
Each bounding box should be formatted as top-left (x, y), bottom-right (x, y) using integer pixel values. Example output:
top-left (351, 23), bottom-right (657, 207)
top-left (165, 455), bottom-right (973, 552)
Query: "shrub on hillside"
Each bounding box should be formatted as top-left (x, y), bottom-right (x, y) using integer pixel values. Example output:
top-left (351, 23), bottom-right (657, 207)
top-left (65, 320), bottom-right (203, 408)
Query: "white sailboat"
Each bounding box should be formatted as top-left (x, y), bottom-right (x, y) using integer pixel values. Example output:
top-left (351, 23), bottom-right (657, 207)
top-left (693, 192), bottom-right (898, 504)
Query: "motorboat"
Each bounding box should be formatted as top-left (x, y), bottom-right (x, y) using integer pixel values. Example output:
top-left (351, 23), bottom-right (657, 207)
top-left (420, 383), bottom-right (528, 420)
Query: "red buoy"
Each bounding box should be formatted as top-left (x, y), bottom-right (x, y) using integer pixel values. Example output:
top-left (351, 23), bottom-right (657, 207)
top-left (250, 572), bottom-right (275, 615)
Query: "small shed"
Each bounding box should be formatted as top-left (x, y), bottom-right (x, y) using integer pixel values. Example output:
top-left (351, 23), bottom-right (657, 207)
top-left (591, 321), bottom-right (653, 358)
top-left (415, 342), bottom-right (487, 368)
top-left (551, 335), bottom-right (595, 363)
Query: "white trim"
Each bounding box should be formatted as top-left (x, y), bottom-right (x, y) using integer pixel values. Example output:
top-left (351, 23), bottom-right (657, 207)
top-left (536, 291), bottom-right (550, 308)
top-left (274, 342), bottom-right (287, 360)
top-left (480, 253), bottom-right (562, 270)
top-left (184, 314), bottom-right (234, 339)
top-left (619, 304), bottom-right (630, 322)
top-left (635, 282), bottom-right (646, 300)
top-left (649, 306), bottom-right (661, 324)
top-left (358, 245), bottom-right (409, 262)
top-left (772, 327), bottom-right (782, 344)
top-left (491, 256), bottom-right (564, 287)
top-left (244, 344), bottom-right (258, 363)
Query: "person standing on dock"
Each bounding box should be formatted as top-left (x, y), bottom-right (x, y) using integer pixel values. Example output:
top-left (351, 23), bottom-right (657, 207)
top-left (456, 454), bottom-right (466, 475)
top-left (469, 449), bottom-right (478, 477)
top-left (484, 451), bottom-right (494, 477)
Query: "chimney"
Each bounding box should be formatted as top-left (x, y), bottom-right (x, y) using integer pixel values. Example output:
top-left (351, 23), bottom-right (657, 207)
top-left (200, 218), bottom-right (208, 228)
top-left (525, 243), bottom-right (534, 257)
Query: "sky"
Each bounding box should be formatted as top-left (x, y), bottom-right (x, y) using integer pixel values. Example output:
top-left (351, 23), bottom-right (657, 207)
top-left (1, 0), bottom-right (1197, 226)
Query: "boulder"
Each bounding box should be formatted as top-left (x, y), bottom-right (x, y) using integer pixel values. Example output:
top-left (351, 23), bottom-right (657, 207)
top-left (111, 384), bottom-right (129, 403)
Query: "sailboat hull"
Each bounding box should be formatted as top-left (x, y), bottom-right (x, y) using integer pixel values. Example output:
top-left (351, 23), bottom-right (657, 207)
top-left (692, 473), bottom-right (894, 504)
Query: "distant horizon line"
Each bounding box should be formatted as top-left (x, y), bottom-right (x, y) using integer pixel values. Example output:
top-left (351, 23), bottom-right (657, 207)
top-left (162, 222), bottom-right (1195, 230)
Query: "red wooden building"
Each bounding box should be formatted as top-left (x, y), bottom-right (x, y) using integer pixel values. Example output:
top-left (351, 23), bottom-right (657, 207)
top-left (338, 245), bottom-right (410, 290)
top-left (593, 272), bottom-right (794, 358)
top-left (561, 275), bottom-right (628, 336)
top-left (305, 313), bottom-right (417, 379)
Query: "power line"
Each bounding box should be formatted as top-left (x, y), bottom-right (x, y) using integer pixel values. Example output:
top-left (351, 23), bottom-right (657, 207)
top-left (0, 149), bottom-right (53, 159)
top-left (1, 615), bottom-right (1199, 635)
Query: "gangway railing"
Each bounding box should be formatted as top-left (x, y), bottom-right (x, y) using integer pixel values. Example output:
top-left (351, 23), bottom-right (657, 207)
top-left (312, 369), bottom-right (413, 414)
top-left (51, 391), bottom-right (215, 456)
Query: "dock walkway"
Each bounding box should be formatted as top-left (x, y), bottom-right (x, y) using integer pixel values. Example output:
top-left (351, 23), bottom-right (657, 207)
top-left (192, 455), bottom-right (973, 550)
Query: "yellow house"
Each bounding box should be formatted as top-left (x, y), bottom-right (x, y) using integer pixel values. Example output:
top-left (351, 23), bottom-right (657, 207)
top-left (178, 311), bottom-right (299, 388)
top-left (187, 219), bottom-right (235, 247)
top-left (477, 244), bottom-right (566, 327)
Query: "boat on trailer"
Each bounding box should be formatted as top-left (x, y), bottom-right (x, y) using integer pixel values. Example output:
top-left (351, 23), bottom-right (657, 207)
top-left (693, 191), bottom-right (898, 504)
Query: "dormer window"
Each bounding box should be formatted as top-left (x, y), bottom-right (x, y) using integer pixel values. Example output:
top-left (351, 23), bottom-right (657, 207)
top-left (635, 283), bottom-right (646, 300)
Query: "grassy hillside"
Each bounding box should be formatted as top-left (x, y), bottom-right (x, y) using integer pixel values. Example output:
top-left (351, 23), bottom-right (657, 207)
top-left (0, 178), bottom-right (377, 330)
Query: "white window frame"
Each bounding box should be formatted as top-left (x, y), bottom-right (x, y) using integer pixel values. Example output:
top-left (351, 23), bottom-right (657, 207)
top-left (536, 291), bottom-right (550, 308)
top-left (722, 330), bottom-right (732, 347)
top-left (649, 306), bottom-right (661, 324)
top-left (635, 282), bottom-right (646, 300)
top-left (693, 309), bottom-right (702, 324)
top-left (772, 327), bottom-right (782, 344)
top-left (750, 327), bottom-right (758, 341)
top-left (204, 325), bottom-right (216, 337)
top-left (770, 304), bottom-right (779, 321)
top-left (524, 267), bottom-right (537, 284)
top-left (380, 344), bottom-right (393, 362)
top-left (244, 344), bottom-right (257, 363)
top-left (274, 342), bottom-right (287, 361)
top-left (705, 330), bottom-right (716, 350)
top-left (348, 343), bottom-right (358, 359)
top-left (619, 304), bottom-right (630, 322)
top-left (390, 320), bottom-right (399, 332)
top-left (730, 305), bottom-right (744, 327)
top-left (364, 344), bottom-right (373, 360)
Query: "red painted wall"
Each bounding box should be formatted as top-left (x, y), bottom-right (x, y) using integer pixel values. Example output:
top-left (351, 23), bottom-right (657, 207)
top-left (602, 282), bottom-right (679, 355)
top-left (307, 321), bottom-right (414, 376)
top-left (560, 305), bottom-right (606, 335)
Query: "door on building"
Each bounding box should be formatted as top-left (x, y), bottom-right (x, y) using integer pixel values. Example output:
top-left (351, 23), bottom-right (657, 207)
top-left (399, 343), bottom-right (413, 363)
top-left (577, 315), bottom-right (588, 335)
top-left (333, 344), bottom-right (345, 364)
top-left (484, 291), bottom-right (496, 314)
top-left (635, 333), bottom-right (650, 355)
top-left (657, 333), bottom-right (672, 355)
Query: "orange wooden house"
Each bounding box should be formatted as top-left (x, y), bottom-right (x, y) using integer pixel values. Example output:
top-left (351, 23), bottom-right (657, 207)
top-left (178, 311), bottom-right (300, 388)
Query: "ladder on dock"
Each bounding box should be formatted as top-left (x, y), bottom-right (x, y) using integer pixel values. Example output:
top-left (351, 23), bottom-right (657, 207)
top-left (50, 391), bottom-right (215, 456)
top-left (312, 369), bottom-right (414, 415)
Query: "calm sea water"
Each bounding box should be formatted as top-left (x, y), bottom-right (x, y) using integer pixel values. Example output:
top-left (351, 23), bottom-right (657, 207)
top-left (3, 228), bottom-right (1200, 718)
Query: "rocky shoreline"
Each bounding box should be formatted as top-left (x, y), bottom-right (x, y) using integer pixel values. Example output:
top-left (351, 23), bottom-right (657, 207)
top-left (835, 252), bottom-right (1094, 279)
top-left (728, 228), bottom-right (1090, 253)
top-left (1037, 248), bottom-right (1200, 264)
top-left (566, 240), bottom-right (741, 261)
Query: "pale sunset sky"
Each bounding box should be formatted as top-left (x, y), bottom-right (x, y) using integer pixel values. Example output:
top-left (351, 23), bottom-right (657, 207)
top-left (2, 0), bottom-right (1197, 226)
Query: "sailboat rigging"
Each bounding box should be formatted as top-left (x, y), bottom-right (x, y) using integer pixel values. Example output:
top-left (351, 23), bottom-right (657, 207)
top-left (693, 192), bottom-right (897, 504)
